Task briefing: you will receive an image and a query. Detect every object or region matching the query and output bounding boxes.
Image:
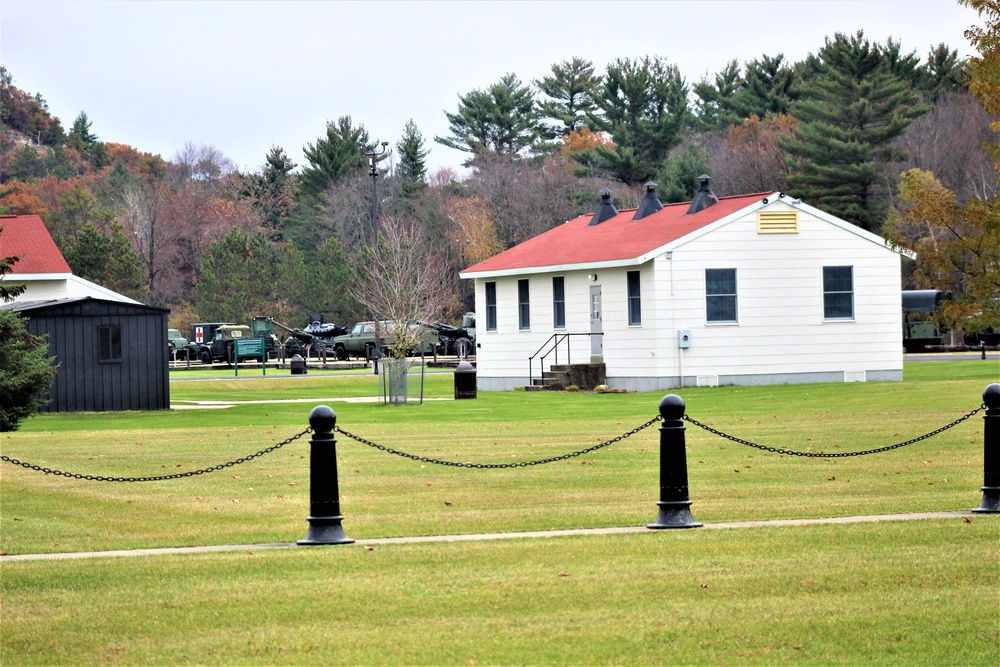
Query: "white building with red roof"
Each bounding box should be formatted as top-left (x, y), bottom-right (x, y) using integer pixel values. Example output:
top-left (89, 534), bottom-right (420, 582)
top-left (460, 178), bottom-right (911, 392)
top-left (0, 214), bottom-right (140, 304)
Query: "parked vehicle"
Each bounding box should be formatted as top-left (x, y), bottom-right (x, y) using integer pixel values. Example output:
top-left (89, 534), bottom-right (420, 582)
top-left (167, 328), bottom-right (195, 359)
top-left (902, 290), bottom-right (947, 352)
top-left (195, 324), bottom-right (252, 364)
top-left (331, 321), bottom-right (438, 361)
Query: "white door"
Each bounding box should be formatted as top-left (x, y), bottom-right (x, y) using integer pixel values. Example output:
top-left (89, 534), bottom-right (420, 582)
top-left (590, 285), bottom-right (602, 360)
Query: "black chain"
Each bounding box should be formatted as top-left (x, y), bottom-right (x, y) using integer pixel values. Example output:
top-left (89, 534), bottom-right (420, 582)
top-left (0, 429), bottom-right (311, 482)
top-left (683, 405), bottom-right (985, 458)
top-left (335, 416), bottom-right (662, 469)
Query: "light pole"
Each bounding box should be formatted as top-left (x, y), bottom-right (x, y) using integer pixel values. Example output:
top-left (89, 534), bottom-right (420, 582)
top-left (363, 141), bottom-right (389, 377)
top-left (364, 141), bottom-right (389, 249)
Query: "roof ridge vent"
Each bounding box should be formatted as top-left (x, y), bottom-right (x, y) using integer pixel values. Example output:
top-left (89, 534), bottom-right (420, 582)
top-left (686, 174), bottom-right (718, 215)
top-left (632, 182), bottom-right (664, 221)
top-left (588, 188), bottom-right (619, 226)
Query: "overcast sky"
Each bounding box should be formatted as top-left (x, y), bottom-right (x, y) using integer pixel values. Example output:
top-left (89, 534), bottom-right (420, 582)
top-left (0, 0), bottom-right (979, 177)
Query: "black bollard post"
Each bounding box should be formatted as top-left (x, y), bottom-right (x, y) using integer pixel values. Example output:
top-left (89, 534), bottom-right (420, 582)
top-left (973, 383), bottom-right (1000, 513)
top-left (298, 405), bottom-right (355, 545)
top-left (648, 394), bottom-right (703, 529)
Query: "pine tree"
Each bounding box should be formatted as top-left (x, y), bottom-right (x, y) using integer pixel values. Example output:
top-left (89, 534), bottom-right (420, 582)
top-left (0, 229), bottom-right (57, 431)
top-left (781, 31), bottom-right (930, 231)
top-left (919, 43), bottom-right (967, 102)
top-left (396, 119), bottom-right (429, 196)
top-left (67, 111), bottom-right (98, 156)
top-left (656, 144), bottom-right (711, 203)
top-left (237, 146), bottom-right (297, 237)
top-left (692, 60), bottom-right (744, 130)
top-left (587, 56), bottom-right (688, 185)
top-left (63, 223), bottom-right (143, 299)
top-left (730, 54), bottom-right (801, 120)
top-left (435, 73), bottom-right (543, 164)
top-left (299, 116), bottom-right (373, 210)
top-left (536, 57), bottom-right (600, 137)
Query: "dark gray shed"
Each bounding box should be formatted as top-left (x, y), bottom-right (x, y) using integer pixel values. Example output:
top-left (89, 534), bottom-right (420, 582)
top-left (0, 297), bottom-right (170, 413)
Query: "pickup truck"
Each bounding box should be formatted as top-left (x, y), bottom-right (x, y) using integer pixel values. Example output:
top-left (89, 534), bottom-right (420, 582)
top-left (331, 321), bottom-right (438, 361)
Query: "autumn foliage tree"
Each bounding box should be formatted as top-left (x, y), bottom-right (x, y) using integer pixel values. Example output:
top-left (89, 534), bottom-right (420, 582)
top-left (885, 169), bottom-right (999, 334)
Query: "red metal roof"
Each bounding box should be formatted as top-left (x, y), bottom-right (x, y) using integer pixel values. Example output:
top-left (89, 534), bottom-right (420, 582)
top-left (462, 192), bottom-right (768, 275)
top-left (0, 214), bottom-right (71, 274)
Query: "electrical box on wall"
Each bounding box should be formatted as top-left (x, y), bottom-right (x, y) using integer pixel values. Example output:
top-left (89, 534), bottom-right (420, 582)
top-left (678, 330), bottom-right (692, 348)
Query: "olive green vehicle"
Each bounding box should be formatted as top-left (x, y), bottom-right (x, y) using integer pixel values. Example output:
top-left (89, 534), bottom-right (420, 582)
top-left (195, 324), bottom-right (253, 365)
top-left (331, 321), bottom-right (438, 361)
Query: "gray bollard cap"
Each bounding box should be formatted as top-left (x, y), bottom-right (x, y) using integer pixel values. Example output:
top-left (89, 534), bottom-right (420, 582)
top-left (659, 394), bottom-right (685, 420)
top-left (309, 405), bottom-right (337, 435)
top-left (985, 383), bottom-right (1000, 409)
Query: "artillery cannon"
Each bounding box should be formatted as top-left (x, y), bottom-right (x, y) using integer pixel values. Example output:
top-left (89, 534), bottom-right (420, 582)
top-left (268, 318), bottom-right (348, 358)
top-left (417, 320), bottom-right (475, 357)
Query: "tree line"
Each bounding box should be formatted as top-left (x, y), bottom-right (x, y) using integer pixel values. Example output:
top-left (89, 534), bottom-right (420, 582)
top-left (0, 15), bottom-right (997, 337)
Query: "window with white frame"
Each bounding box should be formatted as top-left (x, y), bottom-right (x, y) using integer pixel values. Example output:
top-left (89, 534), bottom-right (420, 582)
top-left (485, 281), bottom-right (497, 331)
top-left (627, 270), bottom-right (641, 325)
top-left (518, 279), bottom-right (530, 330)
top-left (705, 268), bottom-right (738, 323)
top-left (552, 276), bottom-right (565, 329)
top-left (823, 266), bottom-right (854, 319)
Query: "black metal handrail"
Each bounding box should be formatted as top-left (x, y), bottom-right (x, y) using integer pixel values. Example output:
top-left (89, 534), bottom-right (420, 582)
top-left (528, 332), bottom-right (595, 386)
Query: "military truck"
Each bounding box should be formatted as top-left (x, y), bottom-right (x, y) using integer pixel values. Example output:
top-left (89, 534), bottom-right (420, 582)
top-left (194, 324), bottom-right (253, 365)
top-left (331, 321), bottom-right (438, 361)
top-left (167, 329), bottom-right (197, 359)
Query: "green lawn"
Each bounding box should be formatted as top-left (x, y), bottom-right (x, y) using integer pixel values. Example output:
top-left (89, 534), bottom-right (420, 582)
top-left (1, 361), bottom-right (998, 665)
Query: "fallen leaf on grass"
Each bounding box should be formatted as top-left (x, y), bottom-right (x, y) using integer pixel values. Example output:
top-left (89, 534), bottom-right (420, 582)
top-left (558, 571), bottom-right (570, 577)
top-left (827, 476), bottom-right (835, 481)
top-left (444, 501), bottom-right (453, 506)
top-left (964, 517), bottom-right (972, 523)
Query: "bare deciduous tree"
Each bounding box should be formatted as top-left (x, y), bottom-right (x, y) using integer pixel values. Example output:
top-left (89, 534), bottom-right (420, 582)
top-left (889, 91), bottom-right (999, 203)
top-left (349, 214), bottom-right (457, 359)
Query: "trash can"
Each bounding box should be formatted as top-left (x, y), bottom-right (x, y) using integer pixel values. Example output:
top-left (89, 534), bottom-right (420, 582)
top-left (290, 354), bottom-right (307, 375)
top-left (454, 360), bottom-right (477, 399)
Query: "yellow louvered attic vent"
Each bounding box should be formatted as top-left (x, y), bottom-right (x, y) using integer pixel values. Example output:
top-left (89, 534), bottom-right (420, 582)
top-left (757, 210), bottom-right (799, 234)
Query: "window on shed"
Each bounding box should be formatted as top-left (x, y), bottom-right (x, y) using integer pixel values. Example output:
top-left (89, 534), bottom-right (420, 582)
top-left (705, 269), bottom-right (738, 323)
top-left (823, 266), bottom-right (854, 319)
top-left (98, 325), bottom-right (123, 362)
top-left (552, 276), bottom-right (565, 329)
top-left (485, 282), bottom-right (497, 331)
top-left (627, 270), bottom-right (641, 325)
top-left (518, 279), bottom-right (530, 330)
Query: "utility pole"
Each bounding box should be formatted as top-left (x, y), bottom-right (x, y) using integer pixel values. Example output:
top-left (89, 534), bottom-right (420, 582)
top-left (364, 141), bottom-right (389, 249)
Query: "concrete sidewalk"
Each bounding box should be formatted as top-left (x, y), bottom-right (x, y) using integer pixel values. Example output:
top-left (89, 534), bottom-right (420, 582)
top-left (2, 510), bottom-right (986, 562)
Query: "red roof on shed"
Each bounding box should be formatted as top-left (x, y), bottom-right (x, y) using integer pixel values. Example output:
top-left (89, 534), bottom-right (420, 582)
top-left (462, 192), bottom-right (767, 275)
top-left (0, 214), bottom-right (71, 274)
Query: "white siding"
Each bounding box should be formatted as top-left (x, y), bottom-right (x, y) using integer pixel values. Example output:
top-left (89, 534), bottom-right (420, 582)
top-left (474, 202), bottom-right (904, 390)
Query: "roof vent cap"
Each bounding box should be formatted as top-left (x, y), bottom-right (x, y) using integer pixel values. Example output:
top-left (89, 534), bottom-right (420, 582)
top-left (588, 189), bottom-right (619, 226)
top-left (632, 182), bottom-right (664, 221)
top-left (686, 174), bottom-right (718, 215)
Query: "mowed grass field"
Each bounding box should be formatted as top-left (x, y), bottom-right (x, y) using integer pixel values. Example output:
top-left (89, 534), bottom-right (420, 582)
top-left (1, 361), bottom-right (998, 665)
